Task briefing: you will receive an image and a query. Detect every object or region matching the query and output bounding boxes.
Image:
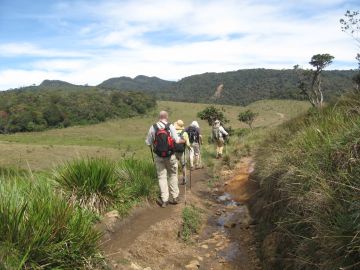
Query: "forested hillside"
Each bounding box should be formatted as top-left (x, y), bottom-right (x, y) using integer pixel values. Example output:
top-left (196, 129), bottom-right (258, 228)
top-left (98, 69), bottom-right (356, 106)
top-left (0, 88), bottom-right (156, 133)
top-left (98, 75), bottom-right (174, 91)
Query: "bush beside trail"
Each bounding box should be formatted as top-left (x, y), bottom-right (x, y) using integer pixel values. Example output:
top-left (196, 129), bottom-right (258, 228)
top-left (252, 92), bottom-right (360, 269)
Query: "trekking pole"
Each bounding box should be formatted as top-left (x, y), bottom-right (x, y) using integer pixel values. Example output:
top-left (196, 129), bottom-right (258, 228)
top-left (198, 141), bottom-right (203, 168)
top-left (149, 145), bottom-right (154, 163)
top-left (183, 150), bottom-right (187, 205)
top-left (189, 150), bottom-right (192, 190)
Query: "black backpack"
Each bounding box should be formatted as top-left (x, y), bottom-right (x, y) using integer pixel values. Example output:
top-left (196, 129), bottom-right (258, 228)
top-left (174, 130), bottom-right (186, 153)
top-left (153, 123), bottom-right (175, 157)
top-left (186, 126), bottom-right (199, 144)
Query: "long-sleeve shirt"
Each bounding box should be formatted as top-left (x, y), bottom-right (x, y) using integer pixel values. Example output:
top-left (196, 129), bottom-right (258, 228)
top-left (219, 126), bottom-right (228, 138)
top-left (145, 120), bottom-right (180, 146)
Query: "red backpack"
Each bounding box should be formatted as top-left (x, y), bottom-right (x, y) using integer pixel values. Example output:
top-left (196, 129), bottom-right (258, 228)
top-left (153, 123), bottom-right (175, 157)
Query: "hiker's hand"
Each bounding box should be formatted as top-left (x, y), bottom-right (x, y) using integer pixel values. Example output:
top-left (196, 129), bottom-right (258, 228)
top-left (179, 138), bottom-right (186, 144)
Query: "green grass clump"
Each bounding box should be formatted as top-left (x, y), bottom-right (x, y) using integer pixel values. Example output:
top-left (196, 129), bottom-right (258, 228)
top-left (54, 158), bottom-right (121, 213)
top-left (117, 158), bottom-right (158, 200)
top-left (253, 93), bottom-right (360, 270)
top-left (0, 176), bottom-right (102, 269)
top-left (54, 157), bottom-right (158, 215)
top-left (181, 205), bottom-right (202, 242)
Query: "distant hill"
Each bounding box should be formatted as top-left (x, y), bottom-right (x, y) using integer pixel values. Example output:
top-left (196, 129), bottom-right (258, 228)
top-left (158, 69), bottom-right (357, 106)
top-left (3, 69), bottom-right (357, 106)
top-left (98, 75), bottom-right (174, 91)
top-left (98, 69), bottom-right (357, 106)
top-left (40, 80), bottom-right (77, 88)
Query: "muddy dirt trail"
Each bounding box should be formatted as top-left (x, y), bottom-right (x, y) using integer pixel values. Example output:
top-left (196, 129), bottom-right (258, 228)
top-left (101, 157), bottom-right (261, 270)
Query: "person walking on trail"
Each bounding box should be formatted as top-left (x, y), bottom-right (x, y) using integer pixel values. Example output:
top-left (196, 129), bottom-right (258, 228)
top-left (186, 121), bottom-right (202, 170)
top-left (173, 120), bottom-right (191, 185)
top-left (212, 119), bottom-right (228, 159)
top-left (145, 111), bottom-right (185, 208)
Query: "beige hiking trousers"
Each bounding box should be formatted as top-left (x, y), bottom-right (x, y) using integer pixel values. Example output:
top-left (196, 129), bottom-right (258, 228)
top-left (155, 154), bottom-right (179, 202)
top-left (216, 138), bottom-right (225, 157)
top-left (189, 142), bottom-right (200, 168)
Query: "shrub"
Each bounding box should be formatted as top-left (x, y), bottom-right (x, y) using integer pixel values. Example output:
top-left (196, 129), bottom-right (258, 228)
top-left (0, 176), bottom-right (102, 269)
top-left (180, 205), bottom-right (202, 242)
top-left (54, 158), bottom-right (121, 213)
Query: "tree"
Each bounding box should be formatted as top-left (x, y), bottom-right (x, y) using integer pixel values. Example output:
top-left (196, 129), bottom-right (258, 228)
top-left (294, 54), bottom-right (334, 108)
top-left (340, 10), bottom-right (360, 90)
top-left (238, 110), bottom-right (258, 130)
top-left (197, 106), bottom-right (228, 126)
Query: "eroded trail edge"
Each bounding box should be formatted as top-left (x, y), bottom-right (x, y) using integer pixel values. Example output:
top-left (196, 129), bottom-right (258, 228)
top-left (101, 158), bottom-right (261, 270)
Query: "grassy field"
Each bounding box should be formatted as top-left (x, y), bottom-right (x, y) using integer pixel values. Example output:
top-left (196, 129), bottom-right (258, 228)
top-left (0, 100), bottom-right (309, 171)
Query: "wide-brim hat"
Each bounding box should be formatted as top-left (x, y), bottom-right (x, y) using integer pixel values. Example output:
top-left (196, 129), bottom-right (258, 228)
top-left (174, 120), bottom-right (185, 130)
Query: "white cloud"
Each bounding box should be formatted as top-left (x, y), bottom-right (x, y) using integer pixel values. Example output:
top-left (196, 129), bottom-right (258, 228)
top-left (0, 0), bottom-right (358, 90)
top-left (0, 43), bottom-right (89, 58)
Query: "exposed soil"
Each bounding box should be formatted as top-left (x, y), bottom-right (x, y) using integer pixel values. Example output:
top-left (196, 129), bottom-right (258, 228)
top-left (101, 157), bottom-right (261, 270)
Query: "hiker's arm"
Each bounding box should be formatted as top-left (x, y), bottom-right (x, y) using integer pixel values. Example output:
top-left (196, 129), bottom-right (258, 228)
top-left (145, 126), bottom-right (154, 146)
top-left (199, 134), bottom-right (203, 145)
top-left (220, 126), bottom-right (228, 136)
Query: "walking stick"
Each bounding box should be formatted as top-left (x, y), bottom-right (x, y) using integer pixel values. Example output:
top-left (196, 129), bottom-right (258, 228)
top-left (149, 145), bottom-right (154, 163)
top-left (183, 150), bottom-right (187, 205)
top-left (189, 150), bottom-right (192, 190)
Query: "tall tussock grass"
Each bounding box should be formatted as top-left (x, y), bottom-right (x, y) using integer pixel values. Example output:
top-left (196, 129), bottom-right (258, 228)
top-left (55, 157), bottom-right (158, 214)
top-left (54, 158), bottom-right (120, 213)
top-left (116, 158), bottom-right (157, 200)
top-left (253, 92), bottom-right (360, 270)
top-left (0, 176), bottom-right (102, 269)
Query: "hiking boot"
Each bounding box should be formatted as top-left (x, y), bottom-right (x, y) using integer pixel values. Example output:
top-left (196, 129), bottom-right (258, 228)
top-left (161, 201), bottom-right (168, 208)
top-left (170, 197), bottom-right (179, 205)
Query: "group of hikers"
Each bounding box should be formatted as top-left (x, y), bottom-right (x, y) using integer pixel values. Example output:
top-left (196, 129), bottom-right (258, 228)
top-left (145, 111), bottom-right (229, 207)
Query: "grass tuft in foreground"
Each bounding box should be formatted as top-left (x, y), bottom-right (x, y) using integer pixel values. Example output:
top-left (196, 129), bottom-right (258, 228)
top-left (55, 157), bottom-right (158, 214)
top-left (54, 158), bottom-right (120, 213)
top-left (180, 205), bottom-right (202, 243)
top-left (116, 158), bottom-right (158, 200)
top-left (0, 176), bottom-right (102, 269)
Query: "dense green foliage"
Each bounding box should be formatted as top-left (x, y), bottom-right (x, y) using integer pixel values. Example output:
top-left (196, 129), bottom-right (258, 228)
top-left (55, 158), bottom-right (158, 214)
top-left (100, 70), bottom-right (356, 106)
top-left (197, 106), bottom-right (228, 126)
top-left (0, 87), bottom-right (156, 133)
top-left (238, 110), bottom-right (258, 129)
top-left (0, 176), bottom-right (102, 269)
top-left (99, 75), bottom-right (174, 91)
top-left (252, 92), bottom-right (360, 269)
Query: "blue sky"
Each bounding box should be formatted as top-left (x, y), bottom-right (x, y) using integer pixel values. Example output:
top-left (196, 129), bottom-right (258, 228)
top-left (0, 0), bottom-right (359, 90)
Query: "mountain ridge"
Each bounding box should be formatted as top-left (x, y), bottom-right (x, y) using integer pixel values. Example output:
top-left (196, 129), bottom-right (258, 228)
top-left (4, 69), bottom-right (357, 106)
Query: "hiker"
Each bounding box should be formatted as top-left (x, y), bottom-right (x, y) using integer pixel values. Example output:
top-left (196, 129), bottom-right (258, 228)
top-left (212, 119), bottom-right (228, 159)
top-left (145, 111), bottom-right (185, 207)
top-left (173, 120), bottom-right (191, 184)
top-left (186, 121), bottom-right (202, 169)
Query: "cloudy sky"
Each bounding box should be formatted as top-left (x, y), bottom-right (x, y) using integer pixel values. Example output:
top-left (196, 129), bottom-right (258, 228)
top-left (0, 0), bottom-right (359, 90)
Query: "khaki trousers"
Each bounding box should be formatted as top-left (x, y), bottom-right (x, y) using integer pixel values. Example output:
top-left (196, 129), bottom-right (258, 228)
top-left (216, 138), bottom-right (225, 156)
top-left (189, 142), bottom-right (200, 167)
top-left (155, 154), bottom-right (179, 202)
